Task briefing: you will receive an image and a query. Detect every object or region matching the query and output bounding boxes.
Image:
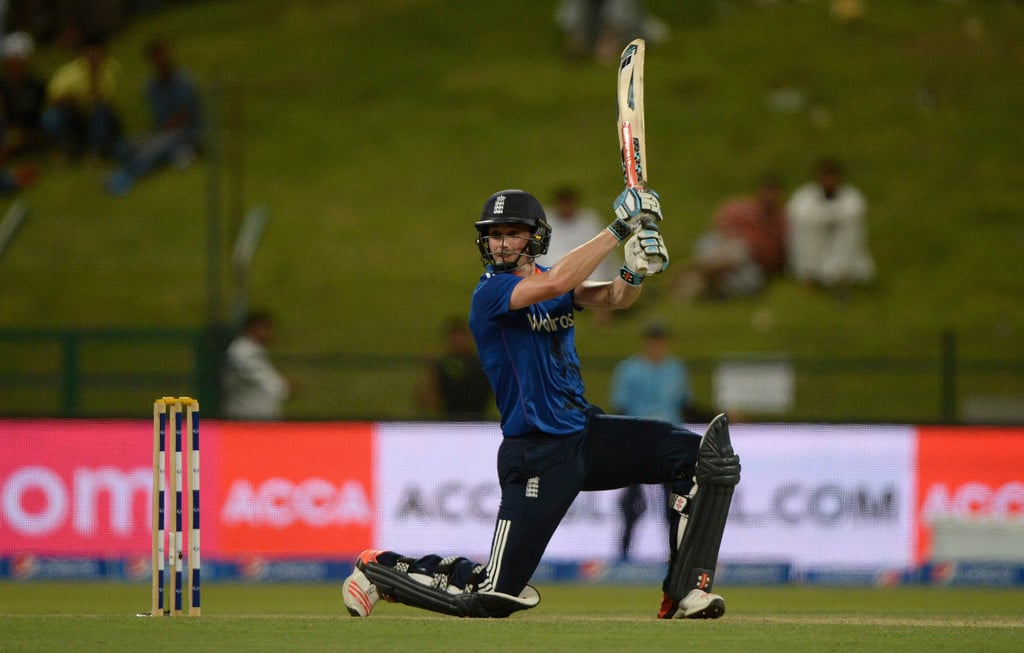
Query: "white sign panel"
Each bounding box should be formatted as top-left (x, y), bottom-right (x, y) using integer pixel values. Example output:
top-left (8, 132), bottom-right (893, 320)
top-left (714, 359), bottom-right (795, 413)
top-left (375, 422), bottom-right (627, 561)
top-left (723, 424), bottom-right (917, 569)
top-left (375, 422), bottom-right (917, 571)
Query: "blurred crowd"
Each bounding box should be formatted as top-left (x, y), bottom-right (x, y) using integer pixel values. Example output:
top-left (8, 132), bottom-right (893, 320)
top-left (671, 158), bottom-right (875, 303)
top-left (551, 2), bottom-right (875, 301)
top-left (544, 162), bottom-right (876, 309)
top-left (0, 1), bottom-right (202, 197)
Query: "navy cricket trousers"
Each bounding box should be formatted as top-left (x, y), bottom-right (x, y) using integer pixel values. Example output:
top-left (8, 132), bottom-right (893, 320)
top-left (483, 410), bottom-right (702, 595)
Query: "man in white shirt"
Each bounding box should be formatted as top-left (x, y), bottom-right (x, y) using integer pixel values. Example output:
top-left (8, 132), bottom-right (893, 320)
top-left (787, 158), bottom-right (875, 289)
top-left (538, 186), bottom-right (618, 281)
top-left (539, 186), bottom-right (618, 325)
top-left (221, 310), bottom-right (290, 420)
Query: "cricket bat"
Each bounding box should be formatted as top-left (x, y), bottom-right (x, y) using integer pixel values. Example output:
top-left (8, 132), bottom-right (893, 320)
top-left (616, 38), bottom-right (663, 275)
top-left (618, 38), bottom-right (647, 191)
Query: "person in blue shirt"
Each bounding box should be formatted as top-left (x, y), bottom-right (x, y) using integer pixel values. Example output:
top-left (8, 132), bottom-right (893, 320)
top-left (611, 321), bottom-right (717, 561)
top-left (342, 189), bottom-right (739, 620)
top-left (612, 321), bottom-right (691, 425)
top-left (612, 320), bottom-right (689, 562)
top-left (105, 38), bottom-right (203, 195)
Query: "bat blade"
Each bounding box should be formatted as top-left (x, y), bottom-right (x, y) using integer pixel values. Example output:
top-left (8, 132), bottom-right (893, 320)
top-left (617, 38), bottom-right (660, 275)
top-left (617, 38), bottom-right (647, 190)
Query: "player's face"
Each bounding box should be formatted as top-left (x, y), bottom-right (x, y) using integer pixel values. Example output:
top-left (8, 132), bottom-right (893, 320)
top-left (487, 224), bottom-right (532, 266)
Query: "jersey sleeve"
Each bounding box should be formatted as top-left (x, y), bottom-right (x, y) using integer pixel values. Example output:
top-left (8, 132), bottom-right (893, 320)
top-left (471, 272), bottom-right (521, 320)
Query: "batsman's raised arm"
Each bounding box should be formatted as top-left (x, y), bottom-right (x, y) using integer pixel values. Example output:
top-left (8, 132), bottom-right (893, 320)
top-left (573, 276), bottom-right (640, 310)
top-left (513, 229), bottom-right (621, 310)
top-left (511, 187), bottom-right (666, 310)
top-left (573, 188), bottom-right (669, 308)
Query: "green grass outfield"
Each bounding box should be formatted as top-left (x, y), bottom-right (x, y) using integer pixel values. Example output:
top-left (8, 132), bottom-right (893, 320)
top-left (2, 583), bottom-right (1023, 652)
top-left (2, 1), bottom-right (1023, 421)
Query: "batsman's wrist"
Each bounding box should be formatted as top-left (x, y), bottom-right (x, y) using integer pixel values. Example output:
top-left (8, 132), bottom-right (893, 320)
top-left (619, 265), bottom-right (645, 286)
top-left (607, 219), bottom-right (633, 243)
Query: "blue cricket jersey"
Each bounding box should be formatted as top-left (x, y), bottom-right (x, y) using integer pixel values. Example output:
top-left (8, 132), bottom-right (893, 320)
top-left (469, 266), bottom-right (590, 437)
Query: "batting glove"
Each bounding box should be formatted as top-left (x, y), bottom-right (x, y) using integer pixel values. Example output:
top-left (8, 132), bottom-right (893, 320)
top-left (635, 224), bottom-right (669, 274)
top-left (608, 188), bottom-right (662, 242)
top-left (620, 224), bottom-right (669, 285)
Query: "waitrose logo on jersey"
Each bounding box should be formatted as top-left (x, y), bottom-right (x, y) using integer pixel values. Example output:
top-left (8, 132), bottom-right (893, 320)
top-left (527, 311), bottom-right (574, 333)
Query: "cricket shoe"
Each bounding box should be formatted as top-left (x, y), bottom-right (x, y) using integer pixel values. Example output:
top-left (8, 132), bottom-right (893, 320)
top-left (342, 550), bottom-right (384, 617)
top-left (657, 589), bottom-right (726, 619)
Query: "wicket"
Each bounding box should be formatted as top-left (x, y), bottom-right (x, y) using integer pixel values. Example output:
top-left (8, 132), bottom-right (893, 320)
top-left (150, 397), bottom-right (201, 617)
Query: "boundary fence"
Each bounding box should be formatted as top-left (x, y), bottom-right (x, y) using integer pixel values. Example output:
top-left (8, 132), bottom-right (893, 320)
top-left (1, 328), bottom-right (1021, 424)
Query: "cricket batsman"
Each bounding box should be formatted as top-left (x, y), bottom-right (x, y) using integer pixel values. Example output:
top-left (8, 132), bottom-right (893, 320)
top-left (342, 188), bottom-right (740, 619)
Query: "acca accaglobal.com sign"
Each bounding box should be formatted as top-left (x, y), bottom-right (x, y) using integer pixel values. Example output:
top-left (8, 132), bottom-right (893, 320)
top-left (2, 420), bottom-right (1021, 572)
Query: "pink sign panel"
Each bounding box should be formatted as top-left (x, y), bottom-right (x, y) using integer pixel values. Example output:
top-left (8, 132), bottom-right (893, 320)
top-left (0, 420), bottom-right (153, 556)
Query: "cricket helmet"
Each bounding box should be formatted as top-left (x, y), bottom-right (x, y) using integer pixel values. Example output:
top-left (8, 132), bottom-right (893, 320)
top-left (475, 189), bottom-right (551, 272)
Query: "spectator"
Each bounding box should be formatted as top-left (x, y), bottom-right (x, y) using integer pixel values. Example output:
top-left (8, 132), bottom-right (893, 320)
top-left (539, 186), bottom-right (617, 324)
top-left (0, 31), bottom-right (47, 158)
top-left (41, 32), bottom-right (122, 160)
top-left (787, 157), bottom-right (875, 292)
top-left (105, 37), bottom-right (203, 195)
top-left (539, 186), bottom-right (618, 280)
top-left (0, 164), bottom-right (35, 193)
top-left (831, 0), bottom-right (865, 23)
top-left (555, 0), bottom-right (669, 64)
top-left (417, 315), bottom-right (492, 420)
top-left (0, 162), bottom-right (35, 194)
top-left (673, 175), bottom-right (788, 302)
top-left (610, 321), bottom-right (716, 561)
top-left (221, 310), bottom-right (290, 421)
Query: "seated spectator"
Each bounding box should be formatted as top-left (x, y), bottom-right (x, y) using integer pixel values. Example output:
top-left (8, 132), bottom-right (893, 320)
top-left (0, 162), bottom-right (36, 194)
top-left (0, 31), bottom-right (47, 158)
top-left (555, 0), bottom-right (669, 64)
top-left (673, 175), bottom-right (788, 301)
top-left (105, 37), bottom-right (203, 195)
top-left (787, 158), bottom-right (875, 291)
top-left (41, 33), bottom-right (122, 161)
